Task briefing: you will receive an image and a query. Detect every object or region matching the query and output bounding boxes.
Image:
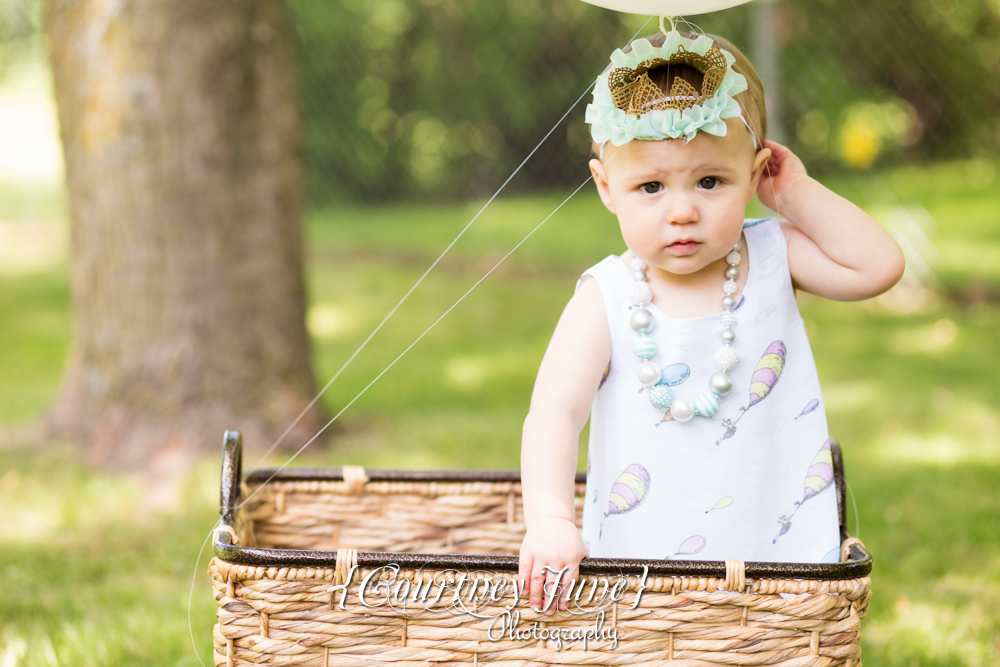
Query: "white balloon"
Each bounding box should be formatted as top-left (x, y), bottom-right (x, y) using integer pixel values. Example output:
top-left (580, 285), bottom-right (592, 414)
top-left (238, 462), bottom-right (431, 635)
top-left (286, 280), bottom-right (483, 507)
top-left (578, 0), bottom-right (754, 16)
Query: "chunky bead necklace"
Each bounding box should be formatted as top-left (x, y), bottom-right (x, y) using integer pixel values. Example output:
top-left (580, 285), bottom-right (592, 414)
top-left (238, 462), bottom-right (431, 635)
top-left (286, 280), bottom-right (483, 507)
top-left (629, 243), bottom-right (742, 422)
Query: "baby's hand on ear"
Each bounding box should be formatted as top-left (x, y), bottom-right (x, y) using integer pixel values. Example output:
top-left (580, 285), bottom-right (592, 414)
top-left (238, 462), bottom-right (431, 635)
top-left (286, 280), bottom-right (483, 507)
top-left (757, 141), bottom-right (808, 214)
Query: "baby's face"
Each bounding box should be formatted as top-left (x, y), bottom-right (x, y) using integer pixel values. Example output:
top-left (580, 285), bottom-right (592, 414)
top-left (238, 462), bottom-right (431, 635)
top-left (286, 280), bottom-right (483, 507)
top-left (591, 121), bottom-right (768, 277)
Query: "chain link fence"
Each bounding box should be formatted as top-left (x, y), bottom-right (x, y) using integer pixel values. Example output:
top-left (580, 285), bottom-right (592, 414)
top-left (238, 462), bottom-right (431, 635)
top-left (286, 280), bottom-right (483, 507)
top-left (288, 0), bottom-right (1000, 206)
top-left (2, 0), bottom-right (997, 206)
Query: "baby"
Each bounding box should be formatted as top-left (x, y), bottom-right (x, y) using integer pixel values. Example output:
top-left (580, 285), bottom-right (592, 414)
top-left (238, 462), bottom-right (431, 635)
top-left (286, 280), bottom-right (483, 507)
top-left (517, 30), bottom-right (904, 614)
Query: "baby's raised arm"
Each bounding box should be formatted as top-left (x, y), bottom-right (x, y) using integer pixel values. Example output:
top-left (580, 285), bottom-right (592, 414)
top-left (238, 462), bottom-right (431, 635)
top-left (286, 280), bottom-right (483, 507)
top-left (519, 275), bottom-right (610, 614)
top-left (757, 141), bottom-right (905, 300)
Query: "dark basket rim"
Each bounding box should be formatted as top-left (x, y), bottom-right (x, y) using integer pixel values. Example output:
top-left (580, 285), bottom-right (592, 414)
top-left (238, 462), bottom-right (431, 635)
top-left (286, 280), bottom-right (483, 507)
top-left (215, 431), bottom-right (872, 579)
top-left (244, 467), bottom-right (569, 484)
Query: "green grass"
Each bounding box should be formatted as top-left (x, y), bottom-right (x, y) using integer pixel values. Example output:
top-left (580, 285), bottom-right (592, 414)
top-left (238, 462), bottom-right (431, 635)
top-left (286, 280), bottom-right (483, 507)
top-left (0, 270), bottom-right (71, 422)
top-left (0, 445), bottom-right (220, 666)
top-left (2, 158), bottom-right (999, 665)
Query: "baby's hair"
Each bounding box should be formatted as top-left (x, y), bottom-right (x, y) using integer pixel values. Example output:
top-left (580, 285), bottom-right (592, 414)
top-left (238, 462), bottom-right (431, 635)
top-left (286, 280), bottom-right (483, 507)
top-left (590, 31), bottom-right (767, 159)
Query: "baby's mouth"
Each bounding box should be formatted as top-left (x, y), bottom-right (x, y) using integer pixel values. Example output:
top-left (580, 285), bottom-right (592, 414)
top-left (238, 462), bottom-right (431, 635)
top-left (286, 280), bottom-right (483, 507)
top-left (667, 240), bottom-right (700, 255)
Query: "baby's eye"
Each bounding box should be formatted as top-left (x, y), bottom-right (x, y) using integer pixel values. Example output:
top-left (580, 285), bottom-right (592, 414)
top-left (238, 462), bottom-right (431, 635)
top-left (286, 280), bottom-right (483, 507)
top-left (698, 176), bottom-right (722, 190)
top-left (640, 182), bottom-right (663, 194)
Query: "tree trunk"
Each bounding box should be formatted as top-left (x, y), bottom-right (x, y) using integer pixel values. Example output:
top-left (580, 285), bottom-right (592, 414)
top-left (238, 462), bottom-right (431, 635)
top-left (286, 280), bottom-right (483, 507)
top-left (44, 0), bottom-right (325, 468)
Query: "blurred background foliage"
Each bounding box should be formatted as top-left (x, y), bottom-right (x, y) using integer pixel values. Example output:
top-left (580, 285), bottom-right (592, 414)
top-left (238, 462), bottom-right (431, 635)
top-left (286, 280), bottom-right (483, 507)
top-left (286, 0), bottom-right (1000, 202)
top-left (3, 0), bottom-right (999, 201)
top-left (1, 0), bottom-right (999, 665)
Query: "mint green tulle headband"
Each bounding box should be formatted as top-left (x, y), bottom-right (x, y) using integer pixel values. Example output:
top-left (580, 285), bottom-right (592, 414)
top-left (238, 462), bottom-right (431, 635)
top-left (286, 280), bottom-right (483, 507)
top-left (585, 30), bottom-right (758, 153)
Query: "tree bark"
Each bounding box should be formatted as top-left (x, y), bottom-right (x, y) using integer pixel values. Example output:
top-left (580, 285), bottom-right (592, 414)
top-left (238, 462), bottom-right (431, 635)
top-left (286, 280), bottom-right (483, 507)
top-left (45, 0), bottom-right (325, 468)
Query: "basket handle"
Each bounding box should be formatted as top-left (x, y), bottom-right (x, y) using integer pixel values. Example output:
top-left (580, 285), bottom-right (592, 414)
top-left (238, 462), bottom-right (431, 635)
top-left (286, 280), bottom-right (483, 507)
top-left (219, 430), bottom-right (243, 529)
top-left (830, 438), bottom-right (849, 543)
top-left (840, 536), bottom-right (869, 563)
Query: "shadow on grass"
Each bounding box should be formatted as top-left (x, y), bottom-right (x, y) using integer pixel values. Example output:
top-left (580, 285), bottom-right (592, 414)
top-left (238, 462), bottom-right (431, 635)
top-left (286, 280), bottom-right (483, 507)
top-left (2, 159), bottom-right (1000, 664)
top-left (2, 444), bottom-right (996, 666)
top-left (851, 462), bottom-right (1000, 667)
top-left (0, 444), bottom-right (218, 667)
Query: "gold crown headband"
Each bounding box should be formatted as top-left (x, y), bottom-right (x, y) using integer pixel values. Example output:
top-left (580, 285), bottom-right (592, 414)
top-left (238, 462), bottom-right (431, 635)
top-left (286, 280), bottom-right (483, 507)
top-left (585, 31), bottom-right (755, 150)
top-left (608, 46), bottom-right (729, 117)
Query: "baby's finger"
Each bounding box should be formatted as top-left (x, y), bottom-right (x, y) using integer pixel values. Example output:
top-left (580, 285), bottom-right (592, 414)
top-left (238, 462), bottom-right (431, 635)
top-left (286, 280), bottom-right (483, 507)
top-left (529, 561), bottom-right (548, 611)
top-left (763, 139), bottom-right (789, 156)
top-left (542, 567), bottom-right (563, 615)
top-left (559, 564), bottom-right (580, 610)
top-left (517, 555), bottom-right (532, 606)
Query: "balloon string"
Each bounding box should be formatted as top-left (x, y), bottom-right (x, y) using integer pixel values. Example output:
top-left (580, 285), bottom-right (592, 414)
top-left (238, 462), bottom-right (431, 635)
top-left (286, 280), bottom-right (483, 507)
top-left (243, 15), bottom-right (655, 474)
top-left (233, 168), bottom-right (615, 512)
top-left (187, 517), bottom-right (222, 667)
top-left (185, 17), bottom-right (652, 662)
top-left (245, 84), bottom-right (594, 472)
top-left (846, 479), bottom-right (860, 540)
top-left (765, 156), bottom-right (781, 219)
top-left (676, 16), bottom-right (706, 36)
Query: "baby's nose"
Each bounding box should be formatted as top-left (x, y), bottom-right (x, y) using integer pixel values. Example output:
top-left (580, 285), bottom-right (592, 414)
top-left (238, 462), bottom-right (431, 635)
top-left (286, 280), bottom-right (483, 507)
top-left (666, 193), bottom-right (698, 224)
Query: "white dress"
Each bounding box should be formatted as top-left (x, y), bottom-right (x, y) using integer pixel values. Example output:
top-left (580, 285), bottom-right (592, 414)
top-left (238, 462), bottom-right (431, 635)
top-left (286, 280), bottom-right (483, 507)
top-left (579, 217), bottom-right (841, 563)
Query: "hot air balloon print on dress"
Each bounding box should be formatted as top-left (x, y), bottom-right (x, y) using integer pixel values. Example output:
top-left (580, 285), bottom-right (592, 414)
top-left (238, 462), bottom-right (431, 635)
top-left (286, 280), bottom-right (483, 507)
top-left (717, 340), bottom-right (786, 444)
top-left (795, 398), bottom-right (819, 419)
top-left (661, 363), bottom-right (691, 387)
top-left (667, 535), bottom-right (706, 559)
top-left (651, 363), bottom-right (691, 425)
top-left (600, 464), bottom-right (650, 537)
top-left (705, 496), bottom-right (733, 513)
top-left (773, 439), bottom-right (835, 543)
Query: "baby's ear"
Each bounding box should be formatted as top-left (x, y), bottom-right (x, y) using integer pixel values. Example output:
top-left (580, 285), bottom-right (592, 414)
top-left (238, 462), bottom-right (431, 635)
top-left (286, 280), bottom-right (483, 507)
top-left (748, 146), bottom-right (773, 198)
top-left (590, 159), bottom-right (616, 215)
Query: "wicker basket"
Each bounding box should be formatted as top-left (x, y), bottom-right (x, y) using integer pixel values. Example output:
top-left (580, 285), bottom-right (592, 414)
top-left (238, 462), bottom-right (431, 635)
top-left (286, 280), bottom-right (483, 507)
top-left (210, 430), bottom-right (872, 666)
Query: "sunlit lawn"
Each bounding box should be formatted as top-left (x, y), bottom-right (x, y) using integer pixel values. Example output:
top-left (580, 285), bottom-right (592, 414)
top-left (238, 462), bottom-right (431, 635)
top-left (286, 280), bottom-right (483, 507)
top-left (1, 159), bottom-right (999, 665)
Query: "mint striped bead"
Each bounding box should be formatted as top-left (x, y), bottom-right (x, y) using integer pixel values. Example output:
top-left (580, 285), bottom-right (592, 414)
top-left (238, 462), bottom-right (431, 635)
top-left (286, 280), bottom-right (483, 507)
top-left (632, 336), bottom-right (657, 359)
top-left (693, 391), bottom-right (719, 417)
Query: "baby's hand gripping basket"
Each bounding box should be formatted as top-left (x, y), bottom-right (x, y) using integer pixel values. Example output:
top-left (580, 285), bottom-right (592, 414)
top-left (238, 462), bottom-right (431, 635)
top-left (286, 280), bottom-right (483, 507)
top-left (210, 430), bottom-right (872, 666)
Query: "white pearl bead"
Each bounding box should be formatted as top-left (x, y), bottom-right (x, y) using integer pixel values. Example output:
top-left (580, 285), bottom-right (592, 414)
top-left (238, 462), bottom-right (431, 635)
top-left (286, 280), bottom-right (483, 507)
top-left (714, 345), bottom-right (739, 371)
top-left (630, 308), bottom-right (654, 334)
top-left (721, 295), bottom-right (736, 310)
top-left (710, 371), bottom-right (734, 395)
top-left (637, 360), bottom-right (661, 385)
top-left (632, 270), bottom-right (647, 282)
top-left (727, 252), bottom-right (742, 265)
top-left (630, 281), bottom-right (652, 307)
top-left (631, 257), bottom-right (646, 272)
top-left (725, 266), bottom-right (739, 280)
top-left (671, 398), bottom-right (695, 422)
top-left (733, 240), bottom-right (742, 252)
top-left (720, 312), bottom-right (737, 328)
top-left (721, 328), bottom-right (735, 343)
top-left (723, 280), bottom-right (738, 294)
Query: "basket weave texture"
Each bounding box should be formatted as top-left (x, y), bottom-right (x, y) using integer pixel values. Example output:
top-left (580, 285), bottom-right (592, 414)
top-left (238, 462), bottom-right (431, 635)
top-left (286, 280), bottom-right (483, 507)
top-left (211, 433), bottom-right (871, 667)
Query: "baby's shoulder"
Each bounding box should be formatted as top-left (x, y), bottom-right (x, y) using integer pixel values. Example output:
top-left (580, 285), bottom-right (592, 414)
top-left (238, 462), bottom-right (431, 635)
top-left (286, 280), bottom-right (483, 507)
top-left (571, 270), bottom-right (607, 315)
top-left (575, 253), bottom-right (629, 294)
